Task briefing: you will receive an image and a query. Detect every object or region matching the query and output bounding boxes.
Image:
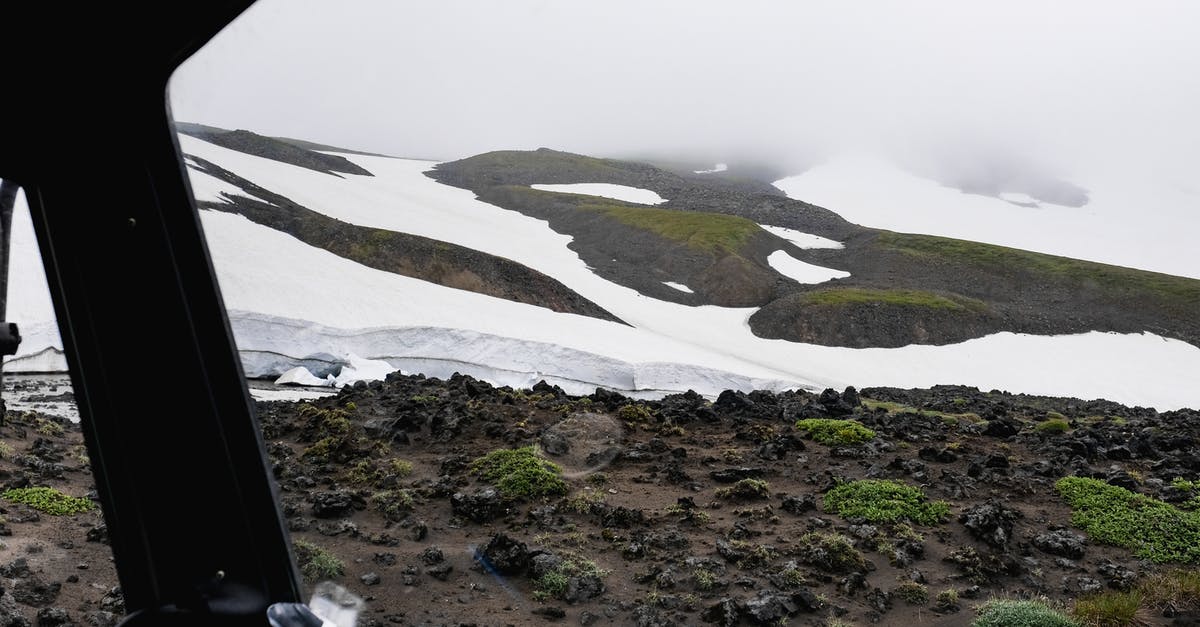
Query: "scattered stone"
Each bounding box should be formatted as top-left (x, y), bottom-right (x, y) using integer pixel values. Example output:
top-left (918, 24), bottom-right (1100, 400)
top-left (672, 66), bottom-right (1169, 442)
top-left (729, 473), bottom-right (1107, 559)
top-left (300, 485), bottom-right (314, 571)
top-left (474, 534), bottom-right (530, 575)
top-left (360, 572), bottom-right (381, 586)
top-left (958, 500), bottom-right (1023, 549)
top-left (1032, 530), bottom-right (1087, 559)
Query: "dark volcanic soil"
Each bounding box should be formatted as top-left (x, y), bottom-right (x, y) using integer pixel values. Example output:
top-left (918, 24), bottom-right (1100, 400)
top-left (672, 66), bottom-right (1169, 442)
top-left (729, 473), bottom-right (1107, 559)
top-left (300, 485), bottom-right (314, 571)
top-left (4, 374), bottom-right (1200, 626)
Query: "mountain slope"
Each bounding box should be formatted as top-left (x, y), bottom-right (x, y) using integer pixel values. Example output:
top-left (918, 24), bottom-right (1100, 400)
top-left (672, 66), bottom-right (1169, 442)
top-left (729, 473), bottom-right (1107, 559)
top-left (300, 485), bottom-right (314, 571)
top-left (430, 148), bottom-right (1200, 350)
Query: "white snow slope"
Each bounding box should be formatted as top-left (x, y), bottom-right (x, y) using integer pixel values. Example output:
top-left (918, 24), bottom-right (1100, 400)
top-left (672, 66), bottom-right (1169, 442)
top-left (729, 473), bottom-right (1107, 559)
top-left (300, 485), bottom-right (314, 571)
top-left (776, 152), bottom-right (1200, 280)
top-left (8, 137), bottom-right (1200, 410)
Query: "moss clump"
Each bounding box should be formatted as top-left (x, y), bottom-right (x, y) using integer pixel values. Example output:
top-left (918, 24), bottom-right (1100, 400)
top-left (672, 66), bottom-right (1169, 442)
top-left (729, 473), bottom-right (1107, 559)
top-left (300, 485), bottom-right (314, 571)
top-left (2, 487), bottom-right (94, 516)
top-left (715, 479), bottom-right (771, 501)
top-left (584, 203), bottom-right (762, 253)
top-left (973, 599), bottom-right (1079, 627)
top-left (470, 446), bottom-right (567, 499)
top-left (823, 479), bottom-right (949, 525)
top-left (617, 404), bottom-right (653, 422)
top-left (798, 287), bottom-right (988, 312)
top-left (35, 418), bottom-right (65, 437)
top-left (1035, 418), bottom-right (1070, 434)
top-left (532, 556), bottom-right (608, 601)
top-left (369, 490), bottom-right (414, 521)
top-left (346, 458), bottom-right (413, 489)
top-left (794, 419), bottom-right (876, 445)
top-left (1056, 476), bottom-right (1200, 563)
top-left (795, 532), bottom-right (869, 573)
top-left (293, 540), bottom-right (344, 582)
top-left (892, 581), bottom-right (929, 605)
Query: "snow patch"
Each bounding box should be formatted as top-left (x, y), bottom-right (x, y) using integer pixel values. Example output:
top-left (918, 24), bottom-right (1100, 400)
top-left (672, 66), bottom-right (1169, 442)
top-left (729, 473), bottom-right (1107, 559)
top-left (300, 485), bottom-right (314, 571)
top-left (331, 353), bottom-right (399, 387)
top-left (694, 163), bottom-right (728, 174)
top-left (662, 281), bottom-right (694, 294)
top-left (530, 183), bottom-right (666, 205)
top-left (249, 388), bottom-right (337, 402)
top-left (274, 366), bottom-right (330, 387)
top-left (775, 151), bottom-right (1200, 279)
top-left (759, 225), bottom-right (844, 250)
top-left (998, 191), bottom-right (1040, 206)
top-left (767, 251), bottom-right (850, 284)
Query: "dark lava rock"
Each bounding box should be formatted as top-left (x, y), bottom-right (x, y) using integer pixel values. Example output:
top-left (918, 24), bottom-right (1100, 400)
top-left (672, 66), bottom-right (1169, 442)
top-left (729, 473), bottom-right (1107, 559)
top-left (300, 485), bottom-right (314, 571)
top-left (372, 552), bottom-right (396, 566)
top-left (474, 534), bottom-right (530, 575)
top-left (958, 500), bottom-right (1023, 549)
top-left (540, 430), bottom-right (570, 456)
top-left (310, 491), bottom-right (354, 518)
top-left (563, 573), bottom-right (605, 603)
top-left (709, 467), bottom-right (766, 483)
top-left (919, 446), bottom-right (959, 463)
top-left (742, 590), bottom-right (820, 624)
top-left (13, 577), bottom-right (60, 608)
top-left (34, 608), bottom-right (69, 627)
top-left (85, 525), bottom-right (108, 545)
top-left (1033, 530), bottom-right (1086, 558)
top-left (781, 494), bottom-right (815, 515)
top-left (360, 572), bottom-right (380, 586)
top-left (818, 388), bottom-right (856, 416)
top-left (1099, 561), bottom-right (1137, 590)
top-left (530, 554), bottom-right (563, 580)
top-left (982, 419), bottom-right (1020, 437)
top-left (451, 488), bottom-right (504, 523)
top-left (420, 547), bottom-right (444, 565)
top-left (702, 599), bottom-right (740, 627)
top-left (531, 606), bottom-right (565, 620)
top-left (425, 563), bottom-right (453, 581)
top-left (86, 611), bottom-right (117, 627)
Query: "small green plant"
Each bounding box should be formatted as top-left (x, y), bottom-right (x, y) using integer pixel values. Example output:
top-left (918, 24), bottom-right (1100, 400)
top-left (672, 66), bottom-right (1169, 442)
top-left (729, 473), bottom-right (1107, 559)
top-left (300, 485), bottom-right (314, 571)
top-left (973, 598), bottom-right (1080, 627)
top-left (715, 479), bottom-right (770, 501)
top-left (796, 532), bottom-right (869, 573)
top-left (470, 446), bottom-right (567, 499)
top-left (564, 489), bottom-right (605, 513)
top-left (35, 418), bottom-right (64, 437)
top-left (2, 487), bottom-right (94, 516)
top-left (617, 404), bottom-right (653, 422)
top-left (1036, 418), bottom-right (1070, 434)
top-left (0, 442), bottom-right (13, 460)
top-left (794, 419), bottom-right (875, 445)
top-left (892, 581), bottom-right (929, 605)
top-left (693, 568), bottom-right (717, 591)
top-left (823, 479), bottom-right (949, 525)
top-left (1056, 476), bottom-right (1200, 563)
top-left (1072, 590), bottom-right (1143, 626)
top-left (293, 539), bottom-right (344, 582)
top-left (533, 556), bottom-right (608, 601)
top-left (780, 567), bottom-right (807, 588)
top-left (937, 588), bottom-right (960, 606)
top-left (369, 490), bottom-right (414, 521)
top-left (346, 458), bottom-right (413, 488)
top-left (1140, 570), bottom-right (1200, 612)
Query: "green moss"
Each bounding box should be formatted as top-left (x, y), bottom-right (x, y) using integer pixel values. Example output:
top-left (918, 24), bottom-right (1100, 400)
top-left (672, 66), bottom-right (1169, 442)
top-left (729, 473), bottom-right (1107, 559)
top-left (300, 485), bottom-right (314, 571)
top-left (823, 479), bottom-right (950, 525)
top-left (714, 479), bottom-right (771, 501)
top-left (796, 532), bottom-right (869, 573)
top-left (583, 203), bottom-right (762, 253)
top-left (1056, 476), bottom-right (1200, 563)
top-left (797, 287), bottom-right (989, 312)
top-left (795, 419), bottom-right (876, 445)
top-left (973, 599), bottom-right (1080, 627)
top-left (346, 458), bottom-right (413, 488)
top-left (892, 581), bottom-right (929, 605)
top-left (877, 231), bottom-right (1200, 310)
top-left (1035, 418), bottom-right (1070, 434)
top-left (369, 490), bottom-right (415, 521)
top-left (293, 539), bottom-right (344, 582)
top-left (470, 446), bottom-right (567, 499)
top-left (533, 555), bottom-right (608, 601)
top-left (2, 487), bottom-right (94, 516)
top-left (861, 398), bottom-right (981, 423)
top-left (617, 404), bottom-right (654, 422)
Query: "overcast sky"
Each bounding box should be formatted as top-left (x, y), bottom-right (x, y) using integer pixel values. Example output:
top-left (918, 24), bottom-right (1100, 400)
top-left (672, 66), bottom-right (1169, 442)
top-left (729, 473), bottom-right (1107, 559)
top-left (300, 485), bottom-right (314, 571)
top-left (170, 0), bottom-right (1200, 180)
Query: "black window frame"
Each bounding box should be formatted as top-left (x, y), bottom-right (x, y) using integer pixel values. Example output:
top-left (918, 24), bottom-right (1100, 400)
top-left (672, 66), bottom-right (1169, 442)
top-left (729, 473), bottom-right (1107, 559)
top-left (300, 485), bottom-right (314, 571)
top-left (1, 3), bottom-right (302, 624)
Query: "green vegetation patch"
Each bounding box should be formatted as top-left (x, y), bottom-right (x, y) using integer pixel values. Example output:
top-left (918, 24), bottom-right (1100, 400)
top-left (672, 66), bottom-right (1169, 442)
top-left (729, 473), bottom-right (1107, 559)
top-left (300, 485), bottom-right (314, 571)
top-left (1072, 589), bottom-right (1143, 627)
top-left (1035, 418), bottom-right (1070, 434)
top-left (2, 487), bottom-right (94, 516)
top-left (973, 599), bottom-right (1080, 627)
top-left (533, 555), bottom-right (608, 601)
top-left (794, 418), bottom-right (876, 445)
top-left (470, 446), bottom-right (567, 499)
top-left (878, 231), bottom-right (1200, 308)
top-left (583, 203), bottom-right (762, 253)
top-left (798, 287), bottom-right (989, 312)
top-left (795, 532), bottom-right (870, 573)
top-left (714, 479), bottom-right (771, 501)
top-left (293, 539), bottom-right (344, 582)
top-left (1056, 476), bottom-right (1200, 563)
top-left (823, 479), bottom-right (950, 525)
